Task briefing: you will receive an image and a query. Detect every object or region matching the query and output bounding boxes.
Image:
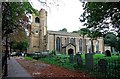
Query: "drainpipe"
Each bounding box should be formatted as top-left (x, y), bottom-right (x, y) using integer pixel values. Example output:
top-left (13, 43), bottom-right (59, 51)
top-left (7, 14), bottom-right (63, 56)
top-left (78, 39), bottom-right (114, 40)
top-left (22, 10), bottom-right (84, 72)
top-left (53, 34), bottom-right (55, 50)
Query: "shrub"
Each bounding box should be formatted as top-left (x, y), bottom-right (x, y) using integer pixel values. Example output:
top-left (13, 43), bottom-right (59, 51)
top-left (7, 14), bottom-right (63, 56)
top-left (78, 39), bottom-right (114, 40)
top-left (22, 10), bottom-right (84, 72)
top-left (24, 56), bottom-right (33, 60)
top-left (26, 53), bottom-right (34, 57)
top-left (116, 53), bottom-right (119, 56)
top-left (49, 49), bottom-right (56, 56)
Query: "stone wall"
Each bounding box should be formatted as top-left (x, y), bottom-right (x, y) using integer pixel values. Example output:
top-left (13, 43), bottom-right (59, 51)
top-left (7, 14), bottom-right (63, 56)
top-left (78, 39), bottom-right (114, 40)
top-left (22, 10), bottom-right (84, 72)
top-left (28, 9), bottom-right (104, 54)
top-left (66, 44), bottom-right (76, 55)
top-left (28, 9), bottom-right (47, 53)
top-left (47, 32), bottom-right (104, 54)
top-left (47, 34), bottom-right (55, 51)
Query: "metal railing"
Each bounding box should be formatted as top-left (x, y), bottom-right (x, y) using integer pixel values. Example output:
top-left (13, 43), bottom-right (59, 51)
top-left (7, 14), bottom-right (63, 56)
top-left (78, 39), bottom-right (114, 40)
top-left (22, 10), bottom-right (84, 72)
top-left (91, 58), bottom-right (120, 78)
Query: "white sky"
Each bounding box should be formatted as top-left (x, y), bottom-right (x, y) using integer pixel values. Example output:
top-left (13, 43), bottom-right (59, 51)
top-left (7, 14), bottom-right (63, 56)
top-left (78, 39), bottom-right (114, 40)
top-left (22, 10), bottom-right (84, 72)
top-left (30, 0), bottom-right (85, 32)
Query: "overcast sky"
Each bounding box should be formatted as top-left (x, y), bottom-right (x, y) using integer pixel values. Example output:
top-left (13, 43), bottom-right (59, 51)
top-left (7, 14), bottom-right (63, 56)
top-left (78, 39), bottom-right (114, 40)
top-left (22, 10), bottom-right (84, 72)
top-left (30, 0), bottom-right (85, 32)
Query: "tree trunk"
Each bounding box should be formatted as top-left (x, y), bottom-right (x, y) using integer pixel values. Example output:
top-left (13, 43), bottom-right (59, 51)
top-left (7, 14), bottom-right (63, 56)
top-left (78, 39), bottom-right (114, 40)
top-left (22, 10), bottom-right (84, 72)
top-left (91, 39), bottom-right (94, 53)
top-left (0, 2), bottom-right (2, 78)
top-left (82, 36), bottom-right (84, 53)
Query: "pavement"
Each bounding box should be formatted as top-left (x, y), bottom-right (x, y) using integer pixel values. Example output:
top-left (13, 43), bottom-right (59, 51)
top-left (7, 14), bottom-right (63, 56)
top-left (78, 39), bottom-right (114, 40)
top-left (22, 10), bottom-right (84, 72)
top-left (6, 57), bottom-right (33, 79)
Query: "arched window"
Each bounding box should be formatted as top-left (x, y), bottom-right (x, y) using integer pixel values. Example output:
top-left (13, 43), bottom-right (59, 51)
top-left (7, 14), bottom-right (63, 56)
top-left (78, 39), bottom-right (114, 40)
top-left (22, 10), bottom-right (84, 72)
top-left (70, 38), bottom-right (75, 44)
top-left (73, 38), bottom-right (75, 43)
top-left (67, 38), bottom-right (69, 44)
top-left (79, 39), bottom-right (82, 52)
top-left (56, 37), bottom-right (61, 51)
top-left (35, 17), bottom-right (40, 23)
top-left (65, 38), bottom-right (67, 45)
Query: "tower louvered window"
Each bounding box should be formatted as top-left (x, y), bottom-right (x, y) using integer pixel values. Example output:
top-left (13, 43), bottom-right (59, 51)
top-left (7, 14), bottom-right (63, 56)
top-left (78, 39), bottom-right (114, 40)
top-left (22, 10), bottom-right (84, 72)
top-left (35, 17), bottom-right (40, 23)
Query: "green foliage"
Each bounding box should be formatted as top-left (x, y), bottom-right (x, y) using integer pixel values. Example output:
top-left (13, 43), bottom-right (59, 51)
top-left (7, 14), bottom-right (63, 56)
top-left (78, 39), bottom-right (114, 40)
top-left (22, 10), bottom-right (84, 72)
top-left (39, 55), bottom-right (74, 70)
top-left (50, 49), bottom-right (56, 56)
top-left (88, 30), bottom-right (102, 39)
top-left (18, 40), bottom-right (28, 51)
top-left (39, 53), bottom-right (119, 66)
top-left (115, 37), bottom-right (120, 52)
top-left (104, 32), bottom-right (117, 47)
top-left (2, 2), bottom-right (37, 38)
top-left (78, 28), bottom-right (102, 52)
top-left (72, 31), bottom-right (78, 33)
top-left (10, 27), bottom-right (29, 42)
top-left (93, 54), bottom-right (105, 59)
top-left (78, 28), bottom-right (90, 38)
top-left (103, 32), bottom-right (120, 52)
top-left (39, 53), bottom-right (119, 77)
top-left (80, 2), bottom-right (120, 36)
top-left (59, 28), bottom-right (67, 32)
top-left (11, 41), bottom-right (18, 50)
top-left (11, 40), bottom-right (29, 51)
top-left (24, 56), bottom-right (33, 60)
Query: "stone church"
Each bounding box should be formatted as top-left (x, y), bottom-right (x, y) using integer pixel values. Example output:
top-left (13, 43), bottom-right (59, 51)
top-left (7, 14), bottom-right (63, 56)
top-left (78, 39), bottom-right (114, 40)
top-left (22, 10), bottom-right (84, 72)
top-left (27, 9), bottom-right (104, 54)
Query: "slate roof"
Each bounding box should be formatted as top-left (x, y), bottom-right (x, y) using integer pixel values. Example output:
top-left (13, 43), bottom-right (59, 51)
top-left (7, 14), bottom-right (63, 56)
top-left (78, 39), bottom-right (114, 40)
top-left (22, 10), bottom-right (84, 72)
top-left (48, 30), bottom-right (80, 37)
top-left (62, 43), bottom-right (76, 48)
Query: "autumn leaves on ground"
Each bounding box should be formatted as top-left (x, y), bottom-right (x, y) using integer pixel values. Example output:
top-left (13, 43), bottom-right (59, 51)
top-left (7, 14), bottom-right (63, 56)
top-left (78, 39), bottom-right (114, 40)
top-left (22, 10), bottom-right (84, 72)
top-left (16, 57), bottom-right (96, 79)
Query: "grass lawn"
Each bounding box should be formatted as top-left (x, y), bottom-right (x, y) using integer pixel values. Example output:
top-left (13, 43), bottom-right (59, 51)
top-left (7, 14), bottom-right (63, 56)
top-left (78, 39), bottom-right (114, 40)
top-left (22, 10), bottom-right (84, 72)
top-left (24, 56), bottom-right (33, 60)
top-left (25, 53), bottom-right (119, 66)
top-left (38, 53), bottom-right (119, 66)
top-left (38, 55), bottom-right (75, 70)
top-left (39, 53), bottom-right (119, 77)
top-left (25, 53), bottom-right (120, 77)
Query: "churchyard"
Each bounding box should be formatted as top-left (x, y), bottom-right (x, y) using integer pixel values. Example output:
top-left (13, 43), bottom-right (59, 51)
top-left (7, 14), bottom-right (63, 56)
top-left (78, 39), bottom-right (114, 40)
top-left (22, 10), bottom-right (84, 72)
top-left (25, 52), bottom-right (120, 78)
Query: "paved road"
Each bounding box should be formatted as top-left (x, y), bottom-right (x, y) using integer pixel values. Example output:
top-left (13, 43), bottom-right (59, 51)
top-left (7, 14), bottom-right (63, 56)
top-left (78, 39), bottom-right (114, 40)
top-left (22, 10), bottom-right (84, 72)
top-left (7, 57), bottom-right (32, 78)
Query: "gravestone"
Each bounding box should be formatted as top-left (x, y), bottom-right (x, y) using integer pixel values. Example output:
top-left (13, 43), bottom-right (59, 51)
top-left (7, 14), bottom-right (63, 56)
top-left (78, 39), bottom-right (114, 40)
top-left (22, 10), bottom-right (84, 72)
top-left (75, 53), bottom-right (83, 66)
top-left (98, 59), bottom-right (108, 73)
top-left (69, 54), bottom-right (74, 63)
top-left (85, 53), bottom-right (94, 70)
top-left (105, 50), bottom-right (111, 57)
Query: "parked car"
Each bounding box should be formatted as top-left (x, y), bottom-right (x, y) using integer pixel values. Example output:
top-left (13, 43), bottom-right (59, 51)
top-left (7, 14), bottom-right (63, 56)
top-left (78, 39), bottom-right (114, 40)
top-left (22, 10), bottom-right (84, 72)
top-left (10, 52), bottom-right (17, 56)
top-left (16, 52), bottom-right (22, 57)
top-left (34, 52), bottom-right (41, 55)
top-left (41, 52), bottom-right (49, 57)
top-left (32, 52), bottom-right (41, 60)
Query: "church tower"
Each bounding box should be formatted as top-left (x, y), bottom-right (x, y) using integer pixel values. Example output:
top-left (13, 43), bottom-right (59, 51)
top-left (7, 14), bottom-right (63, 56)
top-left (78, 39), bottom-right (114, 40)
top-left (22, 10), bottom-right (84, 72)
top-left (28, 9), bottom-right (47, 53)
top-left (39, 9), bottom-right (47, 52)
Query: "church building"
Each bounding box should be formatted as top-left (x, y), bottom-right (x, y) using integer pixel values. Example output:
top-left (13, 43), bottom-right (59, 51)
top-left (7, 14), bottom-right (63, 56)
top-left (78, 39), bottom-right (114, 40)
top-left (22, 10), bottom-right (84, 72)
top-left (27, 9), bottom-right (104, 55)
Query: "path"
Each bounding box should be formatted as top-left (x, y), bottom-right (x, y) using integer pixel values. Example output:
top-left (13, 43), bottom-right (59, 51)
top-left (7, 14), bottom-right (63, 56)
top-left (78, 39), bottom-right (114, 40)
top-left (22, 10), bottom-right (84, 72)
top-left (7, 57), bottom-right (32, 78)
top-left (17, 58), bottom-right (96, 78)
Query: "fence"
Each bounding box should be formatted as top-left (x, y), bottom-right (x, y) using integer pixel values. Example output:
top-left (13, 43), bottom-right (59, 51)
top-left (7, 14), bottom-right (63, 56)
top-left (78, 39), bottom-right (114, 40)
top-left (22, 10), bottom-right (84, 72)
top-left (89, 58), bottom-right (120, 78)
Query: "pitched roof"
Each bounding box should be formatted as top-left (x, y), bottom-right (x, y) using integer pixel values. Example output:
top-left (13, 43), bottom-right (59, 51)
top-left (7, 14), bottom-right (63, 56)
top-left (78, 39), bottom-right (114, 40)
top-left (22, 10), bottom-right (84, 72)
top-left (48, 30), bottom-right (80, 37)
top-left (62, 43), bottom-right (76, 48)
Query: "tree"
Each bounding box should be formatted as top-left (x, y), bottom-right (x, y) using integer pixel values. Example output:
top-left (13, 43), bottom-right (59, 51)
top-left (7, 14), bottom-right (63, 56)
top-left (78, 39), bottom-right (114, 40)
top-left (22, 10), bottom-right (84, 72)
top-left (10, 26), bottom-right (28, 42)
top-left (59, 28), bottom-right (67, 32)
top-left (78, 28), bottom-right (90, 53)
top-left (88, 29), bottom-right (102, 53)
top-left (78, 28), bottom-right (90, 38)
top-left (79, 27), bottom-right (102, 53)
top-left (2, 2), bottom-right (37, 76)
top-left (103, 32), bottom-right (120, 53)
top-left (115, 37), bottom-right (120, 53)
top-left (18, 40), bottom-right (29, 52)
top-left (104, 32), bottom-right (117, 46)
top-left (80, 2), bottom-right (120, 37)
top-left (2, 2), bottom-right (37, 39)
top-left (104, 32), bottom-right (117, 52)
top-left (72, 31), bottom-right (78, 33)
top-left (11, 40), bottom-right (28, 52)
